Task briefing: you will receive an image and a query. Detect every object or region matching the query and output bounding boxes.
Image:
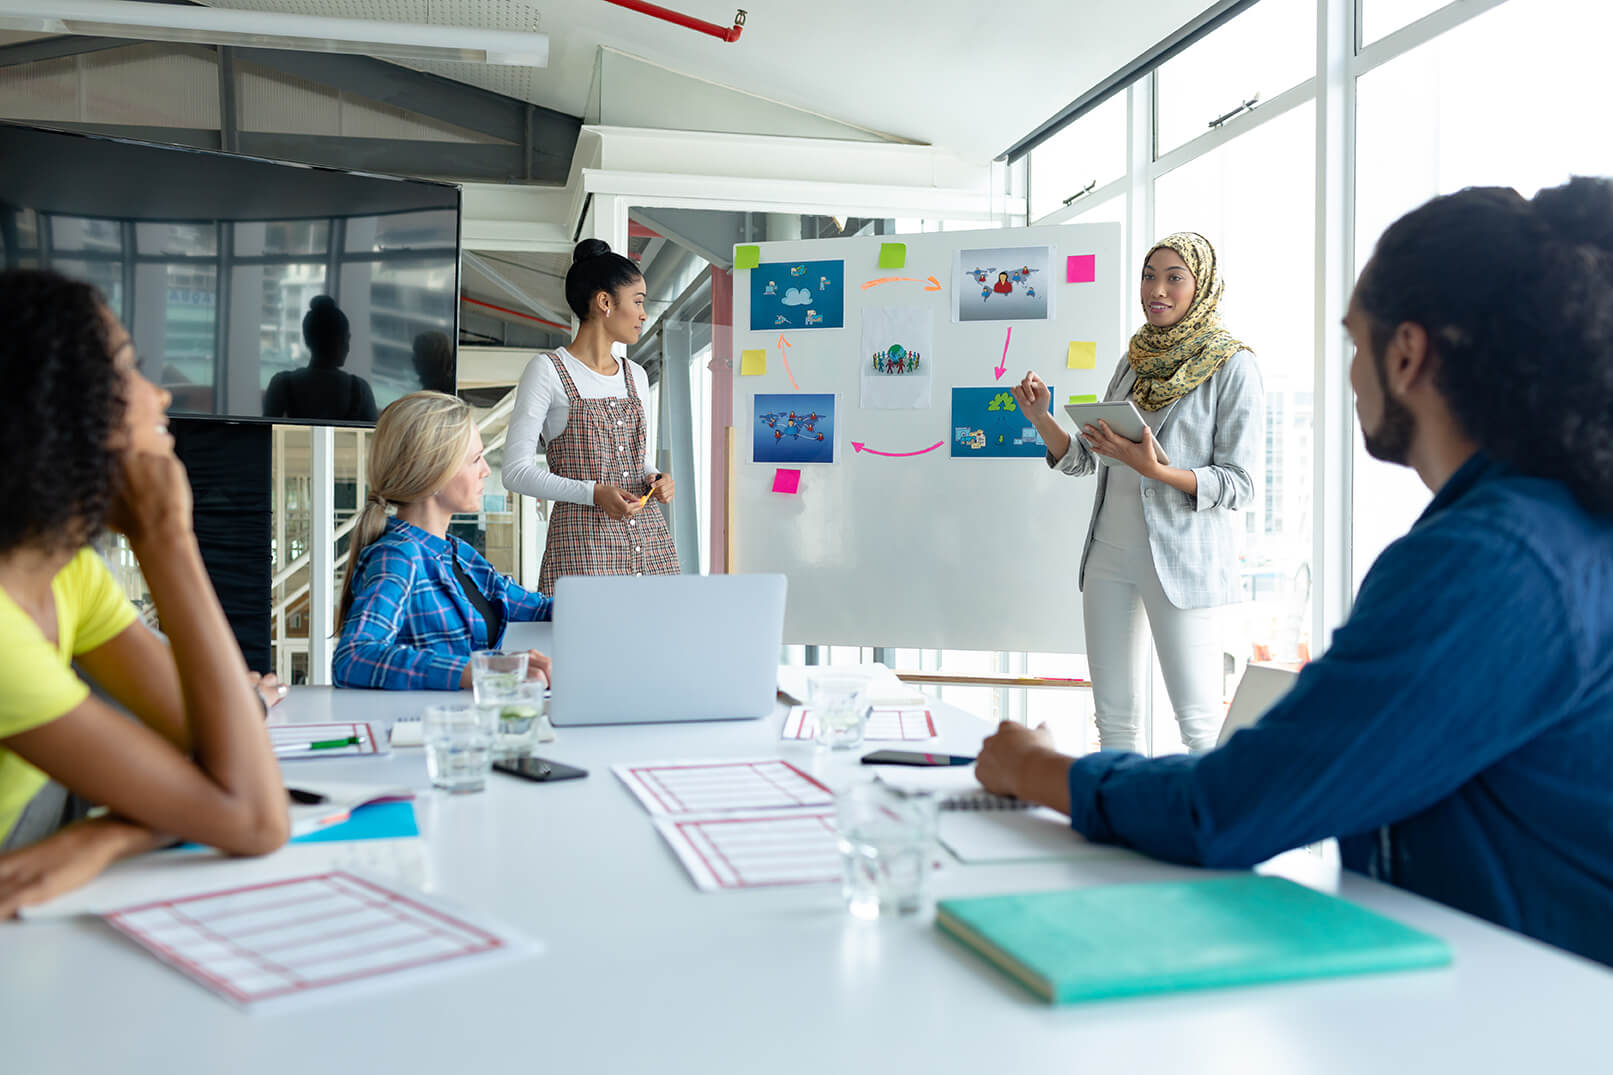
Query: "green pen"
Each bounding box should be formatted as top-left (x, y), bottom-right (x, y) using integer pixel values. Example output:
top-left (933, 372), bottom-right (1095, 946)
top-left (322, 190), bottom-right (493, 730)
top-left (274, 735), bottom-right (360, 754)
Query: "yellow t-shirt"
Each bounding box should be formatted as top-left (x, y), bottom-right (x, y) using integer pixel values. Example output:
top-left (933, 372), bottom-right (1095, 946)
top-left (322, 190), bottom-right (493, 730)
top-left (0, 548), bottom-right (138, 842)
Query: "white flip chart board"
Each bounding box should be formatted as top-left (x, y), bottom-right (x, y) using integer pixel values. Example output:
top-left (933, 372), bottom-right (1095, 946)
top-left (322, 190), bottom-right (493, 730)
top-left (730, 222), bottom-right (1124, 653)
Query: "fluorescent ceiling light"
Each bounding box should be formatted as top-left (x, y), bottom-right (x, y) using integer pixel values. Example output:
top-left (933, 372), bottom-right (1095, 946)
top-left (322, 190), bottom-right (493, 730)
top-left (0, 0), bottom-right (549, 67)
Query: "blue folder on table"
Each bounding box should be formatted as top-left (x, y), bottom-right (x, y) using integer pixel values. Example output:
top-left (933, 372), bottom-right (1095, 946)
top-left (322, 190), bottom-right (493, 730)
top-left (936, 874), bottom-right (1452, 1004)
top-left (292, 800), bottom-right (418, 843)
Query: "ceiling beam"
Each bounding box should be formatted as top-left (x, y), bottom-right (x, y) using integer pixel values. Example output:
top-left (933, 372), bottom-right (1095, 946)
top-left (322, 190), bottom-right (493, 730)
top-left (231, 47), bottom-right (579, 179)
top-left (24, 122), bottom-right (555, 182)
top-left (0, 33), bottom-right (138, 67)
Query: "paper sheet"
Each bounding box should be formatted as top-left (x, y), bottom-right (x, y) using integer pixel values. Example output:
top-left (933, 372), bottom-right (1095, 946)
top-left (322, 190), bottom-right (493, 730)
top-left (100, 871), bottom-right (537, 1010)
top-left (780, 706), bottom-right (937, 742)
top-left (652, 809), bottom-right (841, 891)
top-left (269, 722), bottom-right (384, 759)
top-left (22, 835), bottom-right (430, 919)
top-left (860, 304), bottom-right (934, 410)
top-left (613, 758), bottom-right (834, 816)
top-left (939, 808), bottom-right (1136, 865)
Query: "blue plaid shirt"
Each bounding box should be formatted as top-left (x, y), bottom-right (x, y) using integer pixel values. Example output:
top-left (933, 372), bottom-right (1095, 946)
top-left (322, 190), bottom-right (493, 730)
top-left (333, 517), bottom-right (553, 690)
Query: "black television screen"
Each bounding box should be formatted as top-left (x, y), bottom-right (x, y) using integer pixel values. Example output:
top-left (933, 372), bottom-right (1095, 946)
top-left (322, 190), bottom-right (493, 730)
top-left (0, 122), bottom-right (460, 427)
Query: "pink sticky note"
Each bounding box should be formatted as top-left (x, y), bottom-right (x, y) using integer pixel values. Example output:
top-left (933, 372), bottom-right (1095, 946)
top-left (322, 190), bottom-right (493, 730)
top-left (772, 468), bottom-right (802, 494)
top-left (1066, 254), bottom-right (1097, 283)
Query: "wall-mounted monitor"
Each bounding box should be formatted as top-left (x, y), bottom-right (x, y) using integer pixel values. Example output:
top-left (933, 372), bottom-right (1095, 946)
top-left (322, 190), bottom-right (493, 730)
top-left (0, 121), bottom-right (461, 427)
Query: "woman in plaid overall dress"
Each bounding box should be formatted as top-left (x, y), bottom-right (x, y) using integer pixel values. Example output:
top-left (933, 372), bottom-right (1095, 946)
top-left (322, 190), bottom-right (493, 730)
top-left (502, 239), bottom-right (680, 592)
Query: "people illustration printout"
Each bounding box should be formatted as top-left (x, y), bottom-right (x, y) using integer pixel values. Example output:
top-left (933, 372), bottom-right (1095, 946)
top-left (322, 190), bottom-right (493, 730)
top-left (753, 392), bottom-right (836, 464)
top-left (951, 385), bottom-right (1052, 458)
top-left (860, 305), bottom-right (934, 410)
top-left (750, 260), bottom-right (845, 331)
top-left (953, 246), bottom-right (1054, 323)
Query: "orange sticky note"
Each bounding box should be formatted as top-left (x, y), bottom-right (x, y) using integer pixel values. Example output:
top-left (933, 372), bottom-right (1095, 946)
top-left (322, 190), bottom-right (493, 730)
top-left (740, 349), bottom-right (767, 376)
top-left (1067, 341), bottom-right (1097, 369)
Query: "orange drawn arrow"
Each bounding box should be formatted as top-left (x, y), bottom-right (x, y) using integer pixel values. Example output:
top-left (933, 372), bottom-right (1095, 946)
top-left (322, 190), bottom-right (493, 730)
top-left (861, 275), bottom-right (942, 291)
top-left (775, 334), bottom-right (799, 390)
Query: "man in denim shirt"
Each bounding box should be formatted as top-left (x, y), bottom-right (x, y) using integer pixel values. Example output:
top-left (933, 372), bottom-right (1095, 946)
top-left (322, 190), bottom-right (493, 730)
top-left (977, 179), bottom-right (1613, 967)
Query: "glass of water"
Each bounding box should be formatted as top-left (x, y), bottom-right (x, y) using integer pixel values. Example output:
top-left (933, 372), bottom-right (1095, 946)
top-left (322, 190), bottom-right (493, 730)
top-left (422, 703), bottom-right (496, 793)
top-left (835, 777), bottom-right (939, 920)
top-left (808, 670), bottom-right (871, 750)
top-left (471, 650), bottom-right (530, 758)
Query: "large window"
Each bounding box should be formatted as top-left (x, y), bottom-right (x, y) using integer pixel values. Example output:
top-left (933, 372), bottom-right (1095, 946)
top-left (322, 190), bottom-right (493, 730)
top-left (1351, 0), bottom-right (1613, 590)
top-left (1153, 0), bottom-right (1315, 155)
top-left (1156, 101), bottom-right (1317, 662)
top-left (1027, 93), bottom-right (1126, 222)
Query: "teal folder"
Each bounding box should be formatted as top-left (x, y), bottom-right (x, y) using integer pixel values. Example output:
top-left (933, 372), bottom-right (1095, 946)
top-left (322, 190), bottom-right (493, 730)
top-left (936, 875), bottom-right (1452, 1004)
top-left (292, 800), bottom-right (418, 843)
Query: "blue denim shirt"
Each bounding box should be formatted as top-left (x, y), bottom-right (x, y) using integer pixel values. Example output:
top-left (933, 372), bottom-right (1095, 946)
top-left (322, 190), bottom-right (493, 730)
top-left (1065, 453), bottom-right (1613, 966)
top-left (333, 517), bottom-right (553, 690)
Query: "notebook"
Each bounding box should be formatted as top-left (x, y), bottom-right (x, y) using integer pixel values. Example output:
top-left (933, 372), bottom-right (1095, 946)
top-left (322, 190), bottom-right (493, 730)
top-left (936, 875), bottom-right (1451, 1004)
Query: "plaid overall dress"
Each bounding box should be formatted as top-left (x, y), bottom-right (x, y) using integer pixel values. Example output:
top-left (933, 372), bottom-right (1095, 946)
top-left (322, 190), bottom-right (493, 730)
top-left (536, 353), bottom-right (680, 594)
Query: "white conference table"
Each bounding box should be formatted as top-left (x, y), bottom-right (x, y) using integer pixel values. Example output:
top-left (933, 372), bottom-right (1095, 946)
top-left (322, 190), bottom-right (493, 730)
top-left (2, 627), bottom-right (1607, 1072)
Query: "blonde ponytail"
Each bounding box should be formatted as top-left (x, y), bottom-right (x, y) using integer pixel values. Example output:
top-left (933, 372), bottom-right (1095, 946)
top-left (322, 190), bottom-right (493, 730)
top-left (334, 391), bottom-right (474, 634)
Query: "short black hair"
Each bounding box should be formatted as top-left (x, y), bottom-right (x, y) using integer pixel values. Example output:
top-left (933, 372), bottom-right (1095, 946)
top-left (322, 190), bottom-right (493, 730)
top-left (564, 238), bottom-right (642, 321)
top-left (0, 269), bottom-right (125, 553)
top-left (1356, 178), bottom-right (1613, 515)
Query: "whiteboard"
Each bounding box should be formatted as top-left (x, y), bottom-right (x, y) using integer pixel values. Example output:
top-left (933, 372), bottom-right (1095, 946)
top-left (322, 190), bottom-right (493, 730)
top-left (731, 223), bottom-right (1123, 653)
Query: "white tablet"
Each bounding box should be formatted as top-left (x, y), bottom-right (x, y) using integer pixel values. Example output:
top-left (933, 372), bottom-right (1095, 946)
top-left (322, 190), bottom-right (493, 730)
top-left (1064, 400), bottom-right (1147, 442)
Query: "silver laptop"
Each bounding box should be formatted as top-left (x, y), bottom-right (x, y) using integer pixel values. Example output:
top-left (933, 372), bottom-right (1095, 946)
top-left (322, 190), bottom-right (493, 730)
top-left (1215, 664), bottom-right (1300, 747)
top-left (548, 573), bottom-right (787, 726)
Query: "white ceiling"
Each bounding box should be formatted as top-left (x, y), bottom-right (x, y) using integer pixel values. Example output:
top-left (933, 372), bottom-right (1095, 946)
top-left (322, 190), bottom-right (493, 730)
top-left (197, 0), bottom-right (1218, 161)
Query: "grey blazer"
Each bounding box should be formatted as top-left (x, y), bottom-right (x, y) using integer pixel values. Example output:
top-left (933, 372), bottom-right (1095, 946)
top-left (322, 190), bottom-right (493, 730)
top-left (1050, 350), bottom-right (1264, 609)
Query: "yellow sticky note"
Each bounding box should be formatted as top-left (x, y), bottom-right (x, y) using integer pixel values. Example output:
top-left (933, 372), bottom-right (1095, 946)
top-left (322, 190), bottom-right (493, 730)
top-left (1070, 394), bottom-right (1099, 404)
top-left (734, 245), bottom-right (761, 270)
top-left (878, 242), bottom-right (906, 269)
top-left (1066, 341), bottom-right (1098, 369)
top-left (740, 349), bottom-right (767, 376)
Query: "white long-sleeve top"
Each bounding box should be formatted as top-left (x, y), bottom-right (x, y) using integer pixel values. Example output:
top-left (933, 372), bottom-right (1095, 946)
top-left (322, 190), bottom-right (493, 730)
top-left (501, 347), bottom-right (657, 506)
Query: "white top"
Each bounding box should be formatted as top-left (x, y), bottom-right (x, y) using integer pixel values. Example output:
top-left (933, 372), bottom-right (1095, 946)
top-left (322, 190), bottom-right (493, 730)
top-left (1090, 402), bottom-right (1167, 545)
top-left (8, 632), bottom-right (1608, 1074)
top-left (501, 346), bottom-right (657, 506)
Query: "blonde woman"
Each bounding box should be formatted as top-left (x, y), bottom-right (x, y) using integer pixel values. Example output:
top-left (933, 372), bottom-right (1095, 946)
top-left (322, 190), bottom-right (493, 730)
top-left (1012, 233), bottom-right (1263, 753)
top-left (333, 392), bottom-right (553, 690)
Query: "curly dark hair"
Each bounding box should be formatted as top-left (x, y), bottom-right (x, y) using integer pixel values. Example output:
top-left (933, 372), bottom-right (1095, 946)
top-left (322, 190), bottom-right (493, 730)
top-left (1357, 178), bottom-right (1613, 516)
top-left (0, 269), bottom-right (125, 554)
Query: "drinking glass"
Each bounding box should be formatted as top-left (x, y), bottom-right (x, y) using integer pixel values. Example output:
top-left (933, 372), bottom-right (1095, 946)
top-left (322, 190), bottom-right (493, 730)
top-left (422, 703), bottom-right (496, 793)
top-left (835, 777), bottom-right (939, 920)
top-left (471, 650), bottom-right (529, 757)
top-left (807, 670), bottom-right (871, 750)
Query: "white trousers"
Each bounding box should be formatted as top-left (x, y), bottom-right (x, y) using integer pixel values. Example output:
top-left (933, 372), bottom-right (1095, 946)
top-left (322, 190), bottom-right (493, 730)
top-left (1081, 534), bottom-right (1225, 753)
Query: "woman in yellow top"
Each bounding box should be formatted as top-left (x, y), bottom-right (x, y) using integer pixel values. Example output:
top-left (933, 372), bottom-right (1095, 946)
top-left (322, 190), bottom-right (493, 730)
top-left (0, 269), bottom-right (289, 915)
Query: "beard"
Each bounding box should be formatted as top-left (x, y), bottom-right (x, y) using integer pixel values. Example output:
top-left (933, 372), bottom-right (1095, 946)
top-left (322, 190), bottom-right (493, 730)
top-left (1361, 388), bottom-right (1417, 463)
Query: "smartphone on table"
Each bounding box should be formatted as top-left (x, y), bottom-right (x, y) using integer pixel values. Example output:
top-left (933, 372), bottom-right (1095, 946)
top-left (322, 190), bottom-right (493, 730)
top-left (860, 749), bottom-right (975, 767)
top-left (492, 756), bottom-right (589, 782)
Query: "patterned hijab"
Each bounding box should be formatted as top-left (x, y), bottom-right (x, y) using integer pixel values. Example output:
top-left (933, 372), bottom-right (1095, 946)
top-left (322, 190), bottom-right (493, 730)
top-left (1127, 232), bottom-right (1249, 411)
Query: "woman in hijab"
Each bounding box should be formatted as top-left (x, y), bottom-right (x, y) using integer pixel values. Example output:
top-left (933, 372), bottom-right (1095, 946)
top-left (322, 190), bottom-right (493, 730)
top-left (1011, 233), bottom-right (1264, 753)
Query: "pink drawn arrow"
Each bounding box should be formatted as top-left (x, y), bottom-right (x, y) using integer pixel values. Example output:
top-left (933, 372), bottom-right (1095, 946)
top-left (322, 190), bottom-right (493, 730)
top-left (994, 326), bottom-right (1012, 381)
top-left (775, 333), bottom-right (799, 390)
top-left (851, 440), bottom-right (944, 458)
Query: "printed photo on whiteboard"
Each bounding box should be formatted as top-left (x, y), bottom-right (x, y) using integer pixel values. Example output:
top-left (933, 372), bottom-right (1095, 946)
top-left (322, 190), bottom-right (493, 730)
top-left (751, 260), bottom-right (845, 332)
top-left (951, 386), bottom-right (1052, 458)
top-left (753, 392), bottom-right (836, 464)
top-left (860, 305), bottom-right (933, 410)
top-left (954, 246), bottom-right (1054, 323)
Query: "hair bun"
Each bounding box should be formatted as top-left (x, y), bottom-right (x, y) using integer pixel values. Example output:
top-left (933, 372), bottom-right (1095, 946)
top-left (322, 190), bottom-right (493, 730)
top-left (1532, 176), bottom-right (1613, 257)
top-left (309, 294), bottom-right (337, 313)
top-left (573, 238), bottom-right (612, 264)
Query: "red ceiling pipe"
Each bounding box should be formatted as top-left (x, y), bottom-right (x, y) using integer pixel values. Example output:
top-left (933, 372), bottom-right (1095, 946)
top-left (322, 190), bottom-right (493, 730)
top-left (461, 295), bottom-right (570, 331)
top-left (601, 1), bottom-right (745, 43)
